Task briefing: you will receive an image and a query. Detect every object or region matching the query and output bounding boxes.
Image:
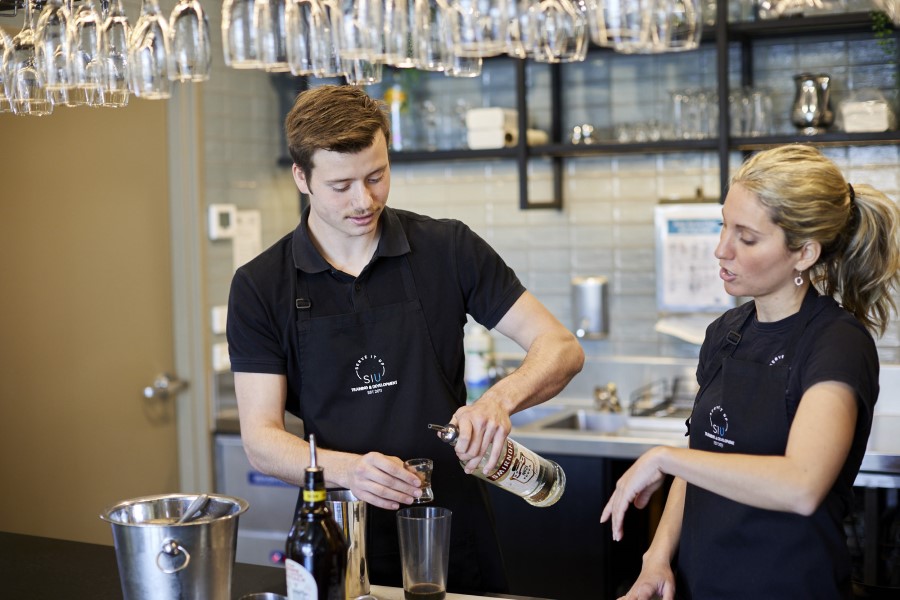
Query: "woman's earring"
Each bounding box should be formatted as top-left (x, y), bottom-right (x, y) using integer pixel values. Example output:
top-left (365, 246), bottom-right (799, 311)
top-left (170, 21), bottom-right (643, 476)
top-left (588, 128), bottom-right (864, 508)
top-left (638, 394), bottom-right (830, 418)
top-left (794, 271), bottom-right (804, 287)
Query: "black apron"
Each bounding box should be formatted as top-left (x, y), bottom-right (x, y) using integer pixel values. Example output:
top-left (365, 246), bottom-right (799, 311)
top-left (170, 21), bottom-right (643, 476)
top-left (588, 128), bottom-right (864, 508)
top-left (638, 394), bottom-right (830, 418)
top-left (678, 291), bottom-right (851, 599)
top-left (293, 255), bottom-right (508, 594)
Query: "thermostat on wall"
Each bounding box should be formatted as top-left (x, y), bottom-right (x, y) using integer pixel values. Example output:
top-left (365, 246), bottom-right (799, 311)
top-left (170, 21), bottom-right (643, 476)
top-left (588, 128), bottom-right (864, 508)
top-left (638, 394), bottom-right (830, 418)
top-left (208, 204), bottom-right (238, 240)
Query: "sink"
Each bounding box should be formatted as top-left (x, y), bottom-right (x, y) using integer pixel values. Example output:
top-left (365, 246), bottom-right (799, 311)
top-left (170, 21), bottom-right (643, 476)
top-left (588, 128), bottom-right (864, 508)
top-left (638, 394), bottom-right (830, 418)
top-left (509, 404), bottom-right (568, 428)
top-left (537, 409), bottom-right (629, 434)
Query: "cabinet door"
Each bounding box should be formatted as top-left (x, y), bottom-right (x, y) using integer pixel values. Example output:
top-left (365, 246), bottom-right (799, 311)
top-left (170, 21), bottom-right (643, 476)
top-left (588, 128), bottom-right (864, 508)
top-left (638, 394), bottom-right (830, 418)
top-left (488, 455), bottom-right (663, 600)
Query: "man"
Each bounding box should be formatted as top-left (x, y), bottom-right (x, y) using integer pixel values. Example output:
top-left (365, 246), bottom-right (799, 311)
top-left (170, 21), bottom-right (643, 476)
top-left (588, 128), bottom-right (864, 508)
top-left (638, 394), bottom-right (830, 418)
top-left (227, 84), bottom-right (584, 593)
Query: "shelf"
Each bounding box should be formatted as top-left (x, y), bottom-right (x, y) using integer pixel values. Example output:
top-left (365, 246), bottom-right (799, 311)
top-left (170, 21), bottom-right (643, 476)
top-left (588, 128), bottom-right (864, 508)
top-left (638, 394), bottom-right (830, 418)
top-left (731, 130), bottom-right (900, 150)
top-left (728, 12), bottom-right (892, 39)
top-left (389, 147), bottom-right (518, 163)
top-left (532, 139), bottom-right (720, 158)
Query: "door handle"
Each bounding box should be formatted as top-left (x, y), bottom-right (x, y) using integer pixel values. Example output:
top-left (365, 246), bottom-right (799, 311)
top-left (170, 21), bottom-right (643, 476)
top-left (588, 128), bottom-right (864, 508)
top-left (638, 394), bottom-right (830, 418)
top-left (143, 373), bottom-right (188, 399)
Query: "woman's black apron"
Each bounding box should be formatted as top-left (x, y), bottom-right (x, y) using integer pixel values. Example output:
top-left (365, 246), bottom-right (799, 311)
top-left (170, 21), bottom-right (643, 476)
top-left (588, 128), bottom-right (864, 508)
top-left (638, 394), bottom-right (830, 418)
top-left (292, 256), bottom-right (508, 593)
top-left (677, 291), bottom-right (851, 599)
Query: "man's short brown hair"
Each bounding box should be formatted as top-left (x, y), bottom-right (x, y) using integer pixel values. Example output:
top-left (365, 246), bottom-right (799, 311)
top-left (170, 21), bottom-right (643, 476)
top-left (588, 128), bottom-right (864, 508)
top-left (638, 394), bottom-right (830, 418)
top-left (284, 85), bottom-right (391, 183)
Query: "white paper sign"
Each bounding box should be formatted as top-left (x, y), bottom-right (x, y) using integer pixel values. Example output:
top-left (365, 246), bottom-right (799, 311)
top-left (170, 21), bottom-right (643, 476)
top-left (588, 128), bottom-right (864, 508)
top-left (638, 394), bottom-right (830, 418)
top-left (655, 203), bottom-right (734, 313)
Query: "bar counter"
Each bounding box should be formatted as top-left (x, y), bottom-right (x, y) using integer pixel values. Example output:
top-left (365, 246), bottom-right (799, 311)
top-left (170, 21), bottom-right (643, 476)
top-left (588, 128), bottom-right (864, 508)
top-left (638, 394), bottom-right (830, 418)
top-left (0, 531), bottom-right (546, 600)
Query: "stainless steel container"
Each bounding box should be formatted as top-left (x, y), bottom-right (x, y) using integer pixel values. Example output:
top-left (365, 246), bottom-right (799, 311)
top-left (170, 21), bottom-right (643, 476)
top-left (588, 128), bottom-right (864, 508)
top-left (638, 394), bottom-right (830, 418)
top-left (100, 493), bottom-right (249, 600)
top-left (326, 489), bottom-right (370, 599)
top-left (572, 276), bottom-right (609, 339)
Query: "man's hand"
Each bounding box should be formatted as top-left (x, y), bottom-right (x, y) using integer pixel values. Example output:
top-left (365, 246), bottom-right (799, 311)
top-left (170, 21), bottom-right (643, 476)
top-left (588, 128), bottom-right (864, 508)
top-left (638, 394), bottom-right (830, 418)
top-left (342, 451), bottom-right (424, 510)
top-left (449, 396), bottom-right (511, 474)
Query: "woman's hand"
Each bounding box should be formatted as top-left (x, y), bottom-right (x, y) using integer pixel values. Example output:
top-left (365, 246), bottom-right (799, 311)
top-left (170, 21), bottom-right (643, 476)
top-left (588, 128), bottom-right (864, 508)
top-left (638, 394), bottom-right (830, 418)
top-left (600, 446), bottom-right (669, 541)
top-left (617, 557), bottom-right (676, 600)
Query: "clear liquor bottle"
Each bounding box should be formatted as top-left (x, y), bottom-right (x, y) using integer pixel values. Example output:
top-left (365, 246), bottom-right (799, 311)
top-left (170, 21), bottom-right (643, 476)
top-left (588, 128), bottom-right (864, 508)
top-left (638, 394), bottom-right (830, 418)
top-left (285, 434), bottom-right (348, 600)
top-left (427, 423), bottom-right (566, 507)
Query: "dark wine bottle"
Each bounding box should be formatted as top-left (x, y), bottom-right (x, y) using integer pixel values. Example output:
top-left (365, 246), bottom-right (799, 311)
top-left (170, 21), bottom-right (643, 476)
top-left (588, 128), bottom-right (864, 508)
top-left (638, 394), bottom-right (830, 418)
top-left (285, 434), bottom-right (348, 600)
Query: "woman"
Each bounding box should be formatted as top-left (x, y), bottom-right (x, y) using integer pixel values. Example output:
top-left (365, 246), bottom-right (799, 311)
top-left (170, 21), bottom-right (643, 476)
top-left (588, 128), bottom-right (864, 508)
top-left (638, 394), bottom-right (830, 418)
top-left (601, 144), bottom-right (900, 599)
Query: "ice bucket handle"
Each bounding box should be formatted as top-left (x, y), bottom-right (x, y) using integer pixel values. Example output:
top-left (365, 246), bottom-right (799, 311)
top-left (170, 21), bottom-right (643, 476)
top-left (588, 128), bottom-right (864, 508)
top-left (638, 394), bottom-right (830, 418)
top-left (156, 538), bottom-right (191, 574)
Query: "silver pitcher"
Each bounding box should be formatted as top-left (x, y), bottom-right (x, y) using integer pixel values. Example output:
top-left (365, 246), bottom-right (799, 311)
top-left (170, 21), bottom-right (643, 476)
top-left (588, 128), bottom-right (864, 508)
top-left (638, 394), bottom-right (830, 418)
top-left (791, 73), bottom-right (834, 134)
top-left (326, 489), bottom-right (371, 600)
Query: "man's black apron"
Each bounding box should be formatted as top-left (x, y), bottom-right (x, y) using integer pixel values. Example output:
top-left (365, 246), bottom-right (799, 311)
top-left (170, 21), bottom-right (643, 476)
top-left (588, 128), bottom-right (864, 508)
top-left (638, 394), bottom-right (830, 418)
top-left (293, 256), bottom-right (508, 593)
top-left (677, 290), bottom-right (851, 599)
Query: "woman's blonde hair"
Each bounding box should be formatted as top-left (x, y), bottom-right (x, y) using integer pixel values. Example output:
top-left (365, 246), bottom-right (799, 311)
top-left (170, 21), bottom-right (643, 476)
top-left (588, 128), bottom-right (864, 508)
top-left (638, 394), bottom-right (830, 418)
top-left (731, 144), bottom-right (900, 336)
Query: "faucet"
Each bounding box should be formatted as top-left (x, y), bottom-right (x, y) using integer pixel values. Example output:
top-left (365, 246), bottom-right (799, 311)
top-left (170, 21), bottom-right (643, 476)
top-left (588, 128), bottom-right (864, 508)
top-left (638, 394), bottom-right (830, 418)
top-left (594, 382), bottom-right (622, 413)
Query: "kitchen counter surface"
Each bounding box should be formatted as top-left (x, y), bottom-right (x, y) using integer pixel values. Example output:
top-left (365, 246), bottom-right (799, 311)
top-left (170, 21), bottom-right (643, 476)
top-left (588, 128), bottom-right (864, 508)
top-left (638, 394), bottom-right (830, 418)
top-left (0, 531), bottom-right (548, 600)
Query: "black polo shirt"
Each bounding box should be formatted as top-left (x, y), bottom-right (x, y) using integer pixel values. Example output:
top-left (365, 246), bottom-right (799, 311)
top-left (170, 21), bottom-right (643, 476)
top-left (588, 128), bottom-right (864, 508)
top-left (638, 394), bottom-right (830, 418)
top-left (227, 206), bottom-right (526, 417)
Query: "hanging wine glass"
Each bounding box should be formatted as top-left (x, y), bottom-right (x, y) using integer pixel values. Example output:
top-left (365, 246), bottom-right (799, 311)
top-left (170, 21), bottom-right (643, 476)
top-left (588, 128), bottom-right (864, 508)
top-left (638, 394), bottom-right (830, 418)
top-left (505, 0), bottom-right (537, 59)
top-left (69, 0), bottom-right (105, 106)
top-left (336, 0), bottom-right (382, 60)
top-left (382, 0), bottom-right (416, 67)
top-left (168, 0), bottom-right (212, 81)
top-left (4, 0), bottom-right (54, 115)
top-left (222, 0), bottom-right (261, 69)
top-left (0, 27), bottom-right (14, 112)
top-left (34, 0), bottom-right (72, 103)
top-left (664, 0), bottom-right (702, 52)
top-left (414, 0), bottom-right (451, 71)
top-left (446, 0), bottom-right (509, 58)
top-left (100, 0), bottom-right (131, 106)
top-left (129, 0), bottom-right (171, 99)
top-left (310, 0), bottom-right (345, 77)
top-left (254, 0), bottom-right (291, 71)
top-left (342, 58), bottom-right (382, 85)
top-left (285, 0), bottom-right (318, 75)
top-left (531, 0), bottom-right (588, 63)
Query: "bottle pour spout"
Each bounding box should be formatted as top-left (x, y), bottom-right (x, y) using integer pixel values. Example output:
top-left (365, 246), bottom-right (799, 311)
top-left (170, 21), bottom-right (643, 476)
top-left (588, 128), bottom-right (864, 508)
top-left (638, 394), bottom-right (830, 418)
top-left (427, 423), bottom-right (459, 445)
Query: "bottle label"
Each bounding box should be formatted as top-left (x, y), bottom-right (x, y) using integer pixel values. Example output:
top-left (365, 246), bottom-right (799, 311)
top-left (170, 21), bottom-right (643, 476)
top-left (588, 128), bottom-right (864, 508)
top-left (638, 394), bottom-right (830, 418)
top-left (303, 489), bottom-right (326, 503)
top-left (487, 440), bottom-right (539, 495)
top-left (285, 558), bottom-right (318, 600)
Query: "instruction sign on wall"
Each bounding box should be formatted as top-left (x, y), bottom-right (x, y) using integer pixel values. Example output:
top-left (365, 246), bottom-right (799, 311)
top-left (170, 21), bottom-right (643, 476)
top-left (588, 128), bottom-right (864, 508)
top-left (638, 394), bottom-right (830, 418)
top-left (655, 203), bottom-right (734, 313)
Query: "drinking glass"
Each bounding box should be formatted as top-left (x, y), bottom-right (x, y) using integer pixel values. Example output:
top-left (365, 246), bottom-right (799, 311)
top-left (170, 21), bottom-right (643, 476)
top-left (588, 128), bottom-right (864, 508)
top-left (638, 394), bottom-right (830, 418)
top-left (285, 0), bottom-right (317, 75)
top-left (343, 58), bottom-right (382, 84)
top-left (222, 0), bottom-right (261, 68)
top-left (129, 0), bottom-right (171, 99)
top-left (444, 52), bottom-right (481, 76)
top-left (531, 0), bottom-right (588, 63)
top-left (383, 0), bottom-right (416, 67)
top-left (310, 0), bottom-right (345, 77)
top-left (591, 0), bottom-right (649, 53)
top-left (446, 0), bottom-right (509, 57)
top-left (69, 0), bottom-right (104, 106)
top-left (664, 0), bottom-right (702, 52)
top-left (34, 0), bottom-right (72, 94)
top-left (254, 0), bottom-right (291, 72)
top-left (169, 0), bottom-right (212, 81)
top-left (506, 0), bottom-right (536, 59)
top-left (414, 0), bottom-right (451, 71)
top-left (5, 0), bottom-right (54, 115)
top-left (100, 0), bottom-right (131, 106)
top-left (397, 507), bottom-right (451, 600)
top-left (336, 0), bottom-right (382, 60)
top-left (0, 27), bottom-right (14, 112)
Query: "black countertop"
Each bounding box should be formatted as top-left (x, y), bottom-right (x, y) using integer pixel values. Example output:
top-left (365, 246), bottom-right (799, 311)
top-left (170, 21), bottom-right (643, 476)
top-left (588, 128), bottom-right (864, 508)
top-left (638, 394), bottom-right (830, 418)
top-left (0, 531), bottom-right (287, 599)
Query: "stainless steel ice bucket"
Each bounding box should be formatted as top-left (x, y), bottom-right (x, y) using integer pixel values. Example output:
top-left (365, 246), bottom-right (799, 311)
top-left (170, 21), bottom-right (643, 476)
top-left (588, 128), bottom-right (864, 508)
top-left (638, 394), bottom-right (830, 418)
top-left (100, 493), bottom-right (249, 600)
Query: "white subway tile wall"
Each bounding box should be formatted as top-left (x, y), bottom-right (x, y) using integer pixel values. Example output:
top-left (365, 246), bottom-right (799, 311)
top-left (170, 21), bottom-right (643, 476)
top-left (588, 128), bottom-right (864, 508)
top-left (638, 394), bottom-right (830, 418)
top-left (202, 8), bottom-right (900, 362)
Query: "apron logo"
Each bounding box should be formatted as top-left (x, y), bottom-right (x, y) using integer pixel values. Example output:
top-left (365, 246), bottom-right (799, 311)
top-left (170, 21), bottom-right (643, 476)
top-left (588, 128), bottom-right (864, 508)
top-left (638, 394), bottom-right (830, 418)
top-left (704, 405), bottom-right (735, 448)
top-left (350, 354), bottom-right (399, 396)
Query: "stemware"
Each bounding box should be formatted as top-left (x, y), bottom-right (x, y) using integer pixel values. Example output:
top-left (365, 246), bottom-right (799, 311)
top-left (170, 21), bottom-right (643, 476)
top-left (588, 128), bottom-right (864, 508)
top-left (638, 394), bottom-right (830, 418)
top-left (343, 58), bottom-right (382, 85)
top-left (446, 0), bottom-right (509, 58)
top-left (664, 0), bottom-right (702, 53)
top-left (382, 0), bottom-right (416, 67)
top-left (254, 0), bottom-right (291, 71)
top-left (0, 27), bottom-right (13, 112)
top-left (531, 0), bottom-right (588, 63)
top-left (100, 0), bottom-right (131, 106)
top-left (169, 0), bottom-right (212, 81)
top-left (589, 0), bottom-right (649, 53)
top-left (336, 0), bottom-right (382, 60)
top-left (285, 0), bottom-right (317, 75)
top-left (414, 0), bottom-right (450, 71)
top-left (5, 0), bottom-right (54, 115)
top-left (130, 0), bottom-right (171, 99)
top-left (69, 0), bottom-right (105, 106)
top-left (34, 0), bottom-right (72, 98)
top-left (310, 0), bottom-right (345, 77)
top-left (222, 0), bottom-right (261, 68)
